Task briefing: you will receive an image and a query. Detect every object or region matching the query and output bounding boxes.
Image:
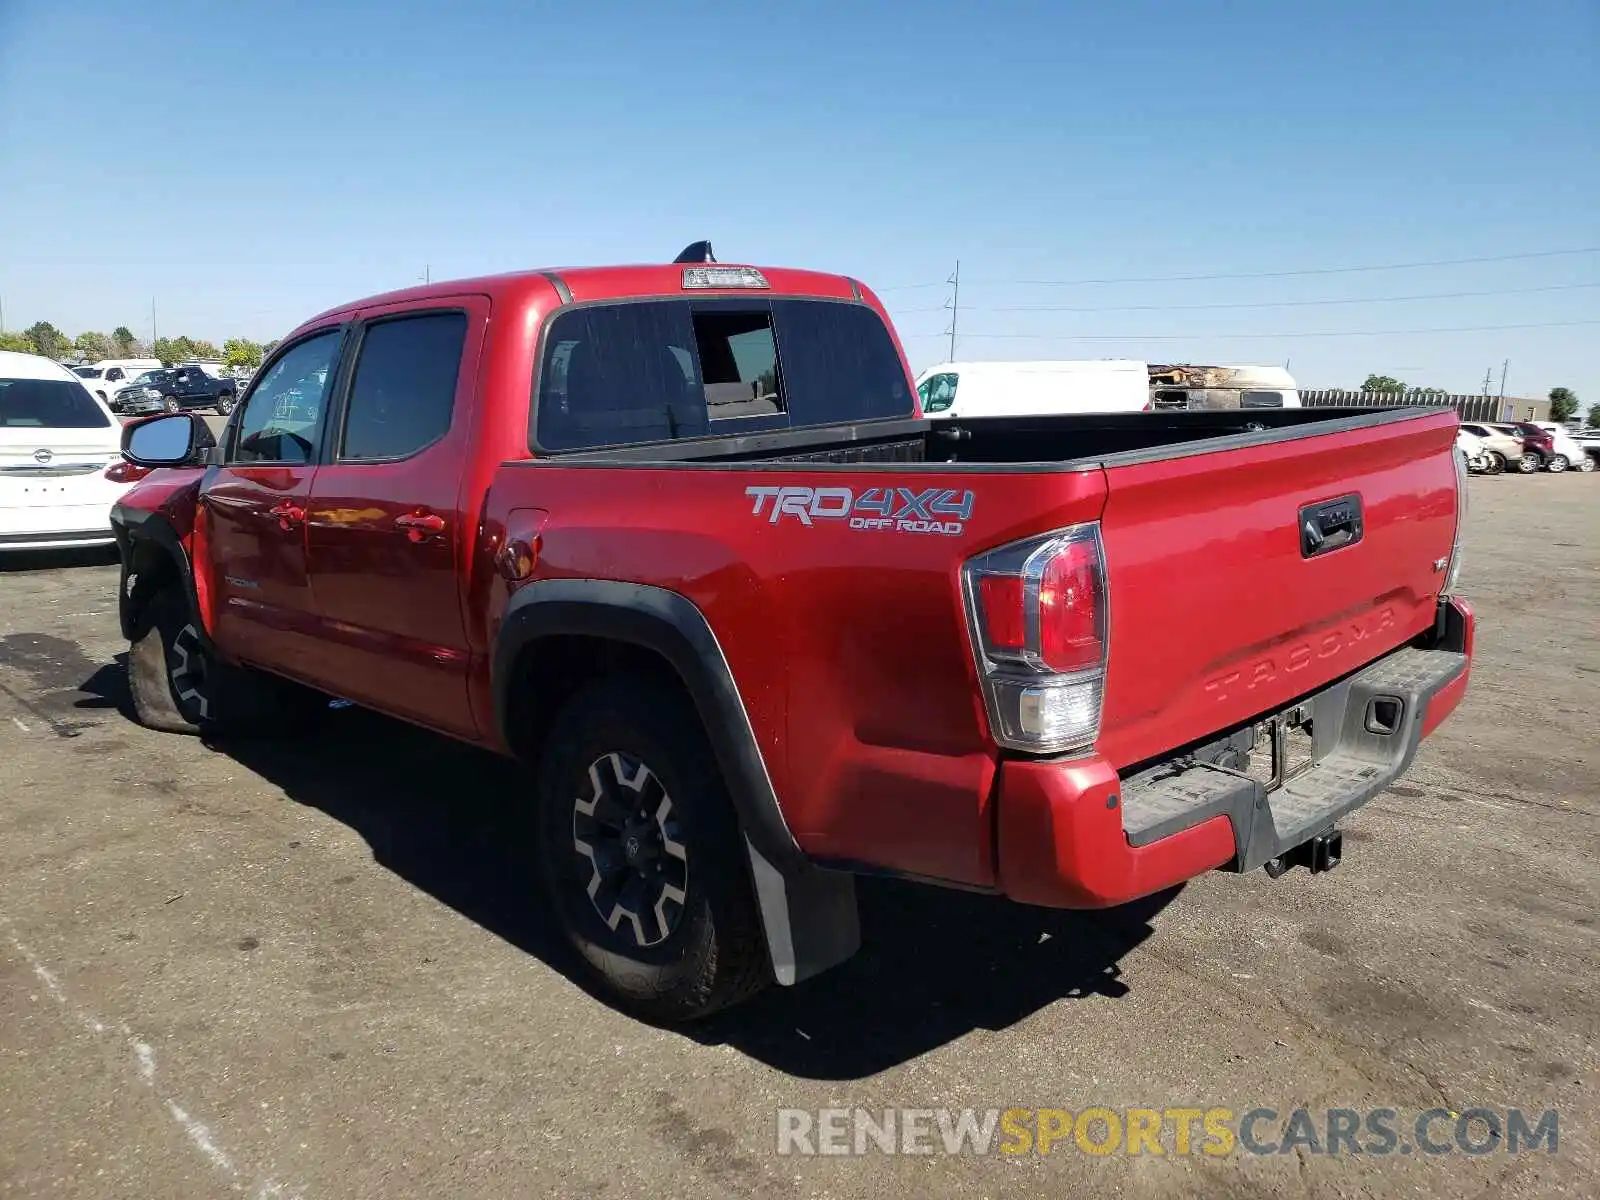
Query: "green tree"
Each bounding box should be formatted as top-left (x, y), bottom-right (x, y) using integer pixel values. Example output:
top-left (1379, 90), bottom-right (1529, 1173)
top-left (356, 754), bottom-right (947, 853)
top-left (1547, 387), bottom-right (1578, 423)
top-left (189, 339), bottom-right (221, 361)
top-left (153, 335), bottom-right (200, 365)
top-left (1361, 374), bottom-right (1406, 392)
top-left (1587, 403), bottom-right (1600, 429)
top-left (25, 321), bottom-right (68, 359)
top-left (223, 337), bottom-right (264, 370)
top-left (74, 330), bottom-right (112, 362)
top-left (0, 331), bottom-right (35, 353)
top-left (111, 326), bottom-right (138, 356)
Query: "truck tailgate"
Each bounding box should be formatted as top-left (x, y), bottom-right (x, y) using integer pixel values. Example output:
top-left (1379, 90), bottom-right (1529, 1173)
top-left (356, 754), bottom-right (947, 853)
top-left (1093, 409), bottom-right (1459, 769)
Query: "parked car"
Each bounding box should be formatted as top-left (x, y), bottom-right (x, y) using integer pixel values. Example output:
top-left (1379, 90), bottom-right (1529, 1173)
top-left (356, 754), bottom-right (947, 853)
top-left (1526, 422), bottom-right (1595, 473)
top-left (1, 350), bottom-right (145, 551)
top-left (109, 251), bottom-right (1473, 1021)
top-left (73, 358), bottom-right (164, 406)
top-left (1460, 422), bottom-right (1535, 474)
top-left (1572, 427), bottom-right (1600, 464)
top-left (109, 369), bottom-right (177, 416)
top-left (1508, 422), bottom-right (1590, 474)
top-left (1455, 427), bottom-right (1495, 474)
top-left (152, 364), bottom-right (241, 415)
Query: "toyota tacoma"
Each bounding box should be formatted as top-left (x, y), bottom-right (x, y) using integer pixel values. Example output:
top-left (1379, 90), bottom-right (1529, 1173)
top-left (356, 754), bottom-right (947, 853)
top-left (108, 245), bottom-right (1474, 1021)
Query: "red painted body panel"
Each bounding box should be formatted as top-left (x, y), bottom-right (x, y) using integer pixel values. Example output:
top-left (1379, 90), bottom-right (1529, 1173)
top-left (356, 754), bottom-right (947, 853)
top-left (995, 756), bottom-right (1238, 908)
top-left (1094, 411), bottom-right (1460, 769)
top-left (300, 294), bottom-right (490, 738)
top-left (112, 258), bottom-right (1473, 910)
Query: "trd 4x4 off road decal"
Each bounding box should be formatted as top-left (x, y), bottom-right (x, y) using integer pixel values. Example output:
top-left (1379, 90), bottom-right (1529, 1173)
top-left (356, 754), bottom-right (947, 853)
top-left (744, 485), bottom-right (974, 536)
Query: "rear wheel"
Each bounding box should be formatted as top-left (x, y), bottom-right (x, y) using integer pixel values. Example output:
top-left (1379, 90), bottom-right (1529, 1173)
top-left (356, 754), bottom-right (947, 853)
top-left (1486, 451), bottom-right (1506, 474)
top-left (1578, 454), bottom-right (1596, 473)
top-left (128, 587), bottom-right (323, 736)
top-left (1547, 454), bottom-right (1569, 473)
top-left (214, 393), bottom-right (235, 415)
top-left (532, 675), bottom-right (769, 1022)
top-left (1517, 452), bottom-right (1542, 474)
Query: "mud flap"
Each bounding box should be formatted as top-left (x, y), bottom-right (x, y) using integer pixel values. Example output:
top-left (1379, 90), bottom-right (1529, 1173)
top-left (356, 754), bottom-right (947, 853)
top-left (746, 840), bottom-right (861, 986)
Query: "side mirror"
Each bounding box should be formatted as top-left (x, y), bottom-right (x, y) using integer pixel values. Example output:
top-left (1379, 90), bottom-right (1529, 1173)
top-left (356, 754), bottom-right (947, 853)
top-left (122, 413), bottom-right (216, 467)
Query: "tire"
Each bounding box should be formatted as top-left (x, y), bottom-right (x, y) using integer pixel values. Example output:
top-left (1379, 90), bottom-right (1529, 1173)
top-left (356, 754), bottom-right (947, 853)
top-left (215, 393), bottom-right (235, 416)
top-left (1579, 454), bottom-right (1597, 473)
top-left (127, 587), bottom-right (324, 736)
top-left (532, 675), bottom-right (769, 1022)
top-left (1487, 451), bottom-right (1506, 475)
top-left (1547, 455), bottom-right (1569, 473)
top-left (1517, 452), bottom-right (1542, 474)
top-left (162, 395), bottom-right (181, 414)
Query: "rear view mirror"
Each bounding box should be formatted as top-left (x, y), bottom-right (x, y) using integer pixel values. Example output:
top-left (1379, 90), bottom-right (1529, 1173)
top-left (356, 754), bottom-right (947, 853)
top-left (122, 413), bottom-right (216, 467)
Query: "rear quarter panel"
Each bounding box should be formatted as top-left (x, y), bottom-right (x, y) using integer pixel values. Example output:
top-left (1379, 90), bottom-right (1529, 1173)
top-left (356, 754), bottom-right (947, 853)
top-left (484, 462), bottom-right (1108, 887)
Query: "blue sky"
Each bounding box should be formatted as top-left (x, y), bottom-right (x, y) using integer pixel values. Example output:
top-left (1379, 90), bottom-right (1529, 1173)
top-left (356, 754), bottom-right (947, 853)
top-left (2, 0), bottom-right (1596, 400)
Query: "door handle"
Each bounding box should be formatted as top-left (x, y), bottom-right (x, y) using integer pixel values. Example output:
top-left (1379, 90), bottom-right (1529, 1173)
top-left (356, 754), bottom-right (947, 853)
top-left (268, 501), bottom-right (305, 532)
top-left (395, 511), bottom-right (446, 542)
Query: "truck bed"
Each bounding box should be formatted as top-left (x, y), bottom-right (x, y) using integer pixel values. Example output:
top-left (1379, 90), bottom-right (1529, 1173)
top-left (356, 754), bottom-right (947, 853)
top-left (545, 405), bottom-right (1430, 468)
top-left (491, 403), bottom-right (1460, 889)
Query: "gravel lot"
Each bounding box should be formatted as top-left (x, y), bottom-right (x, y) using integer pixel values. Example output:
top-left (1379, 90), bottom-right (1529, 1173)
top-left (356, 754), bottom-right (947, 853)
top-left (0, 474), bottom-right (1595, 1199)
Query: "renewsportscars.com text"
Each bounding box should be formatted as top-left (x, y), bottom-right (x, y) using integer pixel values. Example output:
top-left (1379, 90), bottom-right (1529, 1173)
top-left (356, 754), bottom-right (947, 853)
top-left (776, 1106), bottom-right (1559, 1157)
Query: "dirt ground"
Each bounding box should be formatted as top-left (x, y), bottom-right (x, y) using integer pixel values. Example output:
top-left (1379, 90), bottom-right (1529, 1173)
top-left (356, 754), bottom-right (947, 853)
top-left (0, 473), bottom-right (1595, 1199)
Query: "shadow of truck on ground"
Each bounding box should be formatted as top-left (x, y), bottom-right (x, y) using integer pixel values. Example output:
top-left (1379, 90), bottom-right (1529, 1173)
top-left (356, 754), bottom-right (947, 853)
top-left (80, 662), bottom-right (1177, 1079)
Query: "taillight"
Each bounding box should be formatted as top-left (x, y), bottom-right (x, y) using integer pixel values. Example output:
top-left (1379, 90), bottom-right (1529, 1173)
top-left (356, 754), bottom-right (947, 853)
top-left (105, 460), bottom-right (153, 484)
top-left (1443, 434), bottom-right (1467, 595)
top-left (963, 524), bottom-right (1108, 755)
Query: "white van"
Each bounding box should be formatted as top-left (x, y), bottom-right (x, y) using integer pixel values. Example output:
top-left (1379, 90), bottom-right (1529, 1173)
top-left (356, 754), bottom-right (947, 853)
top-left (1147, 364), bottom-right (1302, 410)
top-left (72, 358), bottom-right (163, 406)
top-left (914, 360), bottom-right (1151, 419)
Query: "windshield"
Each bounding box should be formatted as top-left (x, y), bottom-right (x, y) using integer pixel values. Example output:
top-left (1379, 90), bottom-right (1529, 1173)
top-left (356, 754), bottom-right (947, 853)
top-left (129, 370), bottom-right (169, 387)
top-left (0, 378), bottom-right (113, 428)
top-left (73, 366), bottom-right (102, 378)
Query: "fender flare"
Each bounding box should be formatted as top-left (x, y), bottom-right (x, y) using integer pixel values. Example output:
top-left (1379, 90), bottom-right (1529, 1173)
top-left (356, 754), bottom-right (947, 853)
top-left (110, 502), bottom-right (209, 648)
top-left (492, 579), bottom-right (859, 985)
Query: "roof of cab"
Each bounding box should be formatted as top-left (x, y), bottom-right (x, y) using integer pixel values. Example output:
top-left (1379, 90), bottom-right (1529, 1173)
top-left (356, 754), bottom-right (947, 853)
top-left (294, 263), bottom-right (866, 334)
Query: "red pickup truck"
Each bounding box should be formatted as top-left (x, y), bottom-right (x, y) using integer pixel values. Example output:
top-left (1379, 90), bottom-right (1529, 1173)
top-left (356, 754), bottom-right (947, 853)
top-left (111, 248), bottom-right (1473, 1021)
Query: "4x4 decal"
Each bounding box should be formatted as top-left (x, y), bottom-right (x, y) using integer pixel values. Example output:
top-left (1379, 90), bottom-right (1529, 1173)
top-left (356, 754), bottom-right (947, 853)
top-left (745, 485), bottom-right (973, 536)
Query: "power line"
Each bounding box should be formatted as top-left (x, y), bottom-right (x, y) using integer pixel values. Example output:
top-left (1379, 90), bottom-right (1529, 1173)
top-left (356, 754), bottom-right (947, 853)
top-left (873, 246), bottom-right (1600, 292)
top-left (899, 319), bottom-right (1600, 341)
top-left (890, 281), bottom-right (1600, 316)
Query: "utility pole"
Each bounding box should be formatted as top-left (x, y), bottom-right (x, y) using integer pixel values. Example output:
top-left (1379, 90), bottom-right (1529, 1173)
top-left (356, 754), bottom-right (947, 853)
top-left (1480, 366), bottom-right (1493, 397)
top-left (151, 298), bottom-right (158, 351)
top-left (1498, 359), bottom-right (1508, 398)
top-left (944, 259), bottom-right (960, 361)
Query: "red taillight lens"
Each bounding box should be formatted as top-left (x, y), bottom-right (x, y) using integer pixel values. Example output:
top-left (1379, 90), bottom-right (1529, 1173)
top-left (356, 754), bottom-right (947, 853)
top-left (978, 575), bottom-right (1026, 650)
top-left (1038, 541), bottom-right (1101, 671)
top-left (963, 524), bottom-right (1108, 755)
top-left (105, 460), bottom-right (153, 484)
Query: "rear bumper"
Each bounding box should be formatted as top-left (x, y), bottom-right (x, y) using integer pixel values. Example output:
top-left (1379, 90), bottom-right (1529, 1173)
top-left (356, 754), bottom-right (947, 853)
top-left (995, 596), bottom-right (1474, 908)
top-left (0, 500), bottom-right (120, 551)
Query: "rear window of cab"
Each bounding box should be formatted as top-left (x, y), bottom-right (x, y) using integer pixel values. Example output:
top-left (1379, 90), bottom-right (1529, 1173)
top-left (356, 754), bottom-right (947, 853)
top-left (533, 298), bottom-right (912, 452)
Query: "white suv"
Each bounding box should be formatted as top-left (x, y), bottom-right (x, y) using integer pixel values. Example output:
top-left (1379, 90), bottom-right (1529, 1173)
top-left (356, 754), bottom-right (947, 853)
top-left (1531, 423), bottom-right (1595, 473)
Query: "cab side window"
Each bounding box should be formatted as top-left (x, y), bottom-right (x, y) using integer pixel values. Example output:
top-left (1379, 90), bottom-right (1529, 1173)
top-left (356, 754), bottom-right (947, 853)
top-left (231, 331), bottom-right (342, 465)
top-left (921, 372), bottom-right (959, 413)
top-left (339, 312), bottom-right (467, 460)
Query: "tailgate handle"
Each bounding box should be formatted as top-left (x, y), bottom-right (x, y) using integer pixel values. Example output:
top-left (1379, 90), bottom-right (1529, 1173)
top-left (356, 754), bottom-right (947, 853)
top-left (1300, 494), bottom-right (1363, 558)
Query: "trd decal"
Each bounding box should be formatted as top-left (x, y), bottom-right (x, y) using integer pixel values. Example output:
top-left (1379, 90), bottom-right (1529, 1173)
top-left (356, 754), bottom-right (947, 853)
top-left (744, 485), bottom-right (974, 535)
